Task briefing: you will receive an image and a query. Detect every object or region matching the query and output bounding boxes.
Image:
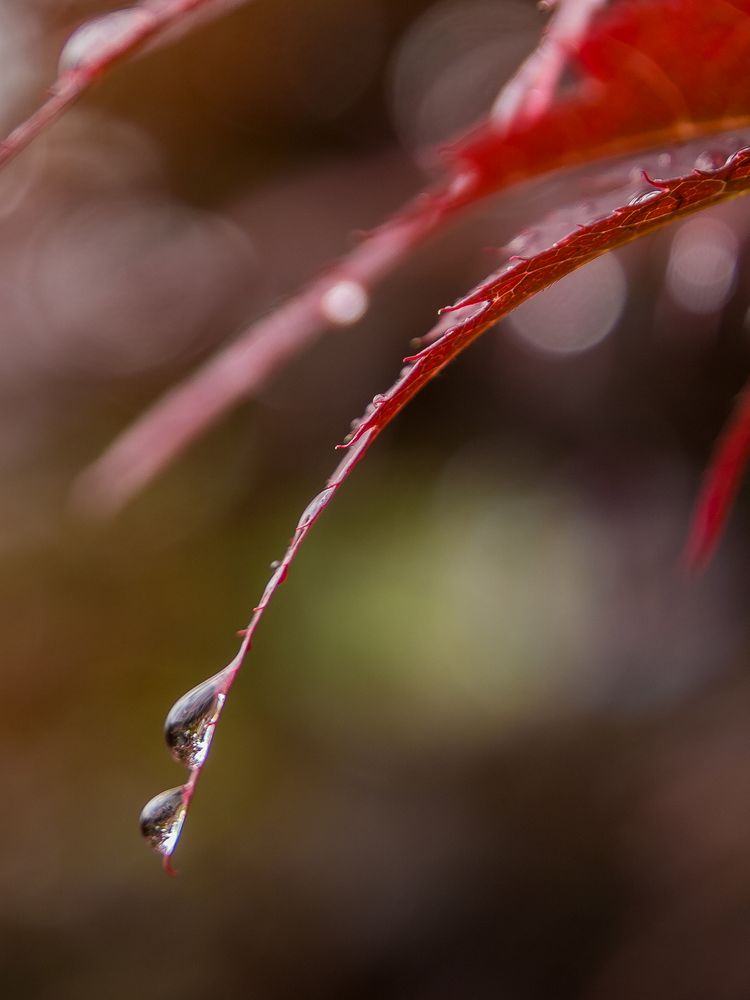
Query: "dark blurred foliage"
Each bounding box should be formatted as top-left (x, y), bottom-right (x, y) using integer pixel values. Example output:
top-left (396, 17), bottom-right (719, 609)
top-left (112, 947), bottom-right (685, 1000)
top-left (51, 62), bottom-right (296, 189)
top-left (3, 1), bottom-right (750, 998)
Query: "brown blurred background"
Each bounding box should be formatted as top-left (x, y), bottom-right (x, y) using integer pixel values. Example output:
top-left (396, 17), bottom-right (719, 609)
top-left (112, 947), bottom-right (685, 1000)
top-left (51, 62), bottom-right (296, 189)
top-left (3, 1), bottom-right (750, 997)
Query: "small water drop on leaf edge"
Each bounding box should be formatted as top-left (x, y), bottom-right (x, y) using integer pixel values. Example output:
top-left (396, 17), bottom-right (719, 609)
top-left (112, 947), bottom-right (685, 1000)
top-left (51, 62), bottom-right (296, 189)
top-left (139, 785), bottom-right (187, 860)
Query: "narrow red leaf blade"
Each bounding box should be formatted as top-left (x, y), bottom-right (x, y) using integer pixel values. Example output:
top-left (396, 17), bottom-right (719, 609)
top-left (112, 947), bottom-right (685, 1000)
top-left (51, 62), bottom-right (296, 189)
top-left (685, 383), bottom-right (750, 570)
top-left (0, 0), bottom-right (248, 173)
top-left (145, 144), bottom-right (750, 868)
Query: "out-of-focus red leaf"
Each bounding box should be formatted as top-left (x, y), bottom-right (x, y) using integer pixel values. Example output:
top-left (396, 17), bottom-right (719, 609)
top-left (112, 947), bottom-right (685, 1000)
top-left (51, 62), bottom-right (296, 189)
top-left (686, 384), bottom-right (750, 570)
top-left (84, 0), bottom-right (750, 514)
top-left (457, 0), bottom-right (750, 199)
top-left (0, 0), bottom-right (248, 173)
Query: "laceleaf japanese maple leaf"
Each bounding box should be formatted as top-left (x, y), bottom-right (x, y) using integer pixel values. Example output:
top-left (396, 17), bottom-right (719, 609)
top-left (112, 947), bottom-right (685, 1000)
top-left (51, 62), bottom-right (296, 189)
top-left (3, 0), bottom-right (746, 870)
top-left (125, 1), bottom-right (750, 867)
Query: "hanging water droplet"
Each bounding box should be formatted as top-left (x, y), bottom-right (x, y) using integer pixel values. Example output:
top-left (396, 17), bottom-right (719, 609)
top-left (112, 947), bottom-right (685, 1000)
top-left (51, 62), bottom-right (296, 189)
top-left (165, 674), bottom-right (227, 769)
top-left (139, 785), bottom-right (187, 857)
top-left (59, 9), bottom-right (154, 76)
top-left (269, 559), bottom-right (282, 570)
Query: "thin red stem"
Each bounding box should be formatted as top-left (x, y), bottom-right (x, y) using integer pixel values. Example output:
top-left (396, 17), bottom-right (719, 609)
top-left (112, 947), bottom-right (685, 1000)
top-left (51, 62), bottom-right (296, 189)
top-left (0, 0), bottom-right (249, 172)
top-left (73, 180), bottom-right (479, 515)
top-left (161, 146), bottom-right (750, 865)
top-left (685, 380), bottom-right (750, 570)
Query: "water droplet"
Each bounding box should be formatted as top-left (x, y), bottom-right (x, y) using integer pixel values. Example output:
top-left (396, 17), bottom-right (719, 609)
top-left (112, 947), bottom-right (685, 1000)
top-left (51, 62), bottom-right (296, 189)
top-left (446, 169), bottom-right (478, 198)
top-left (321, 280), bottom-right (369, 326)
top-left (296, 487), bottom-right (335, 531)
top-left (59, 9), bottom-right (154, 76)
top-left (506, 231), bottom-right (534, 255)
top-left (628, 189), bottom-right (661, 207)
top-left (270, 559), bottom-right (281, 570)
top-left (139, 785), bottom-right (187, 857)
top-left (694, 149), bottom-right (731, 173)
top-left (373, 394), bottom-right (386, 406)
top-left (165, 674), bottom-right (227, 769)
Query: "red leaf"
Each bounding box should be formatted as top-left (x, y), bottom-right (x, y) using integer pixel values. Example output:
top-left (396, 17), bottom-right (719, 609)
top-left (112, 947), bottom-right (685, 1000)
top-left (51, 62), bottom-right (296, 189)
top-left (82, 0), bottom-right (750, 513)
top-left (143, 141), bottom-right (750, 867)
top-left (685, 383), bottom-right (750, 570)
top-left (456, 0), bottom-right (750, 199)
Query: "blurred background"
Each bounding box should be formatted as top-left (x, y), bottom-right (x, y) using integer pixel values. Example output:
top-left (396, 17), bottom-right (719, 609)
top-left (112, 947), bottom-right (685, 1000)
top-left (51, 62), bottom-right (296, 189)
top-left (3, 1), bottom-right (750, 997)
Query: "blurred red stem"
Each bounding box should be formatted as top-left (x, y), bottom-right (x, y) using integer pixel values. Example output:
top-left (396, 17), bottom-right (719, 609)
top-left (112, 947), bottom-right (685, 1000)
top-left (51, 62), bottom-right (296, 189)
top-left (0, 0), bottom-right (249, 172)
top-left (685, 381), bottom-right (750, 570)
top-left (73, 183), bottom-right (475, 514)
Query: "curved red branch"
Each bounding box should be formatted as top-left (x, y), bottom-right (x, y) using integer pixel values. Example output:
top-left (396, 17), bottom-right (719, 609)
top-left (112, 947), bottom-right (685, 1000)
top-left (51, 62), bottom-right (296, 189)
top-left (146, 143), bottom-right (750, 868)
